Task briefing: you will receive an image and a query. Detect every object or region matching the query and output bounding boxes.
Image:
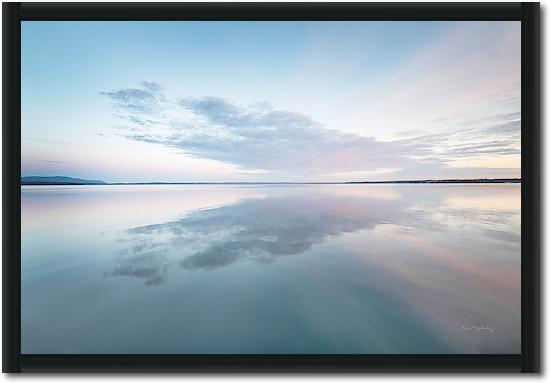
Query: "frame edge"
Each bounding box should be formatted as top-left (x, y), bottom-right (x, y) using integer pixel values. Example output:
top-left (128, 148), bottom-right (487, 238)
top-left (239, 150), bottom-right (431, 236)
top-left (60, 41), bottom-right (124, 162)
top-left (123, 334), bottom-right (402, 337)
top-left (2, 1), bottom-right (22, 374)
top-left (20, 354), bottom-right (521, 373)
top-left (20, 2), bottom-right (522, 21)
top-left (521, 0), bottom-right (541, 374)
top-left (9, 1), bottom-right (536, 374)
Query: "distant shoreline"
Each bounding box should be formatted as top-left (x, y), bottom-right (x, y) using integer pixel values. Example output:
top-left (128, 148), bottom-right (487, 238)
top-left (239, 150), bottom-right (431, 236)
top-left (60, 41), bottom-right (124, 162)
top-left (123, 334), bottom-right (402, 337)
top-left (21, 178), bottom-right (522, 186)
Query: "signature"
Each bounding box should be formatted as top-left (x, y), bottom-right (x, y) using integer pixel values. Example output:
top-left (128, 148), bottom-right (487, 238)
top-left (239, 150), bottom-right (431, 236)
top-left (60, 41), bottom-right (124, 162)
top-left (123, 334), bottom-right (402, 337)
top-left (461, 325), bottom-right (494, 333)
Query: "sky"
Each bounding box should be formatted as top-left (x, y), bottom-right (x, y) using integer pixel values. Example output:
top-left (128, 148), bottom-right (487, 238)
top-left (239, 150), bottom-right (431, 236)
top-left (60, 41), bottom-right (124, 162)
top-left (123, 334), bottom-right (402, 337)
top-left (21, 21), bottom-right (521, 183)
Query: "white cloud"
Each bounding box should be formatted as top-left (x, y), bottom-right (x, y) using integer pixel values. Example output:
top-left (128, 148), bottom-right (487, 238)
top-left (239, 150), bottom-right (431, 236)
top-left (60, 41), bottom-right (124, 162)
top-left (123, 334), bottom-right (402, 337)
top-left (101, 76), bottom-right (520, 181)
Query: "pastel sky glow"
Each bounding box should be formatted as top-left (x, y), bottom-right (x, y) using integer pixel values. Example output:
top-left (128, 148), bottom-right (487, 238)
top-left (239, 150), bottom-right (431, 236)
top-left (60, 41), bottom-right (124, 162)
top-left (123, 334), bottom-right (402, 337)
top-left (22, 21), bottom-right (521, 182)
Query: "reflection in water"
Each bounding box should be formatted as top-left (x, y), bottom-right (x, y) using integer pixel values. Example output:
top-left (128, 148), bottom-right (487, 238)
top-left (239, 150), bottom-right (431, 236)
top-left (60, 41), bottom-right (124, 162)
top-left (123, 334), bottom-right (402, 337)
top-left (21, 184), bottom-right (521, 354)
top-left (108, 250), bottom-right (168, 286)
top-left (108, 193), bottom-right (414, 284)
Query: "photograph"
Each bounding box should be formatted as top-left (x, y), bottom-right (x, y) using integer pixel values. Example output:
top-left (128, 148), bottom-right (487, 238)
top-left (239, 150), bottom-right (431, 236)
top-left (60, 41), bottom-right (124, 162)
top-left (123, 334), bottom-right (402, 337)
top-left (19, 19), bottom-right (523, 356)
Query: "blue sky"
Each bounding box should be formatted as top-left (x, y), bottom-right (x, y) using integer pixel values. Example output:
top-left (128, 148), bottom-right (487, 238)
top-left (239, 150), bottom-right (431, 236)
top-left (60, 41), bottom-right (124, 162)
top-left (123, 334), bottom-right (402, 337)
top-left (22, 21), bottom-right (520, 182)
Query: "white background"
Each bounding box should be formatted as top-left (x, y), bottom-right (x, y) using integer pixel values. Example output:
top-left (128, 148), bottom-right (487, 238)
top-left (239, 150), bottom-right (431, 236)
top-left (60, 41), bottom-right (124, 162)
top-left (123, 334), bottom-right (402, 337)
top-left (1, 0), bottom-right (546, 380)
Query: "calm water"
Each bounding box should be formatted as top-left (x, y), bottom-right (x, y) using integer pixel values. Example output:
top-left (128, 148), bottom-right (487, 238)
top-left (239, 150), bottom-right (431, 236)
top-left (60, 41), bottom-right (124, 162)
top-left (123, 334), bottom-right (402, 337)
top-left (21, 184), bottom-right (521, 354)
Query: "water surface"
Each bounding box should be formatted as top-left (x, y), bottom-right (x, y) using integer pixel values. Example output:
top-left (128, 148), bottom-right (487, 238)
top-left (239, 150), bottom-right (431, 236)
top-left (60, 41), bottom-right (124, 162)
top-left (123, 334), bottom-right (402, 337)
top-left (21, 184), bottom-right (521, 354)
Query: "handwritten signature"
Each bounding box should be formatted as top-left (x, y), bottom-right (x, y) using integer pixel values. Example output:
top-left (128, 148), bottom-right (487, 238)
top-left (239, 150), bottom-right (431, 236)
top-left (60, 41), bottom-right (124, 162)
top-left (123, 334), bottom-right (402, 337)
top-left (461, 325), bottom-right (494, 333)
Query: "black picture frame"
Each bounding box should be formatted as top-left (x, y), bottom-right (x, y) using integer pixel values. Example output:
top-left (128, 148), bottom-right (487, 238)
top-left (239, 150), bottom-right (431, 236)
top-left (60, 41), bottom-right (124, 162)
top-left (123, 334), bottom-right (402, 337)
top-left (3, 2), bottom-right (540, 373)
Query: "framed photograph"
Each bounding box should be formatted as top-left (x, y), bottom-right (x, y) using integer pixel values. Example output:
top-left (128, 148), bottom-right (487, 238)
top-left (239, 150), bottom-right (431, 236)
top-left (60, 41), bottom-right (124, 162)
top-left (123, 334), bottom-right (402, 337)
top-left (3, 2), bottom-right (540, 373)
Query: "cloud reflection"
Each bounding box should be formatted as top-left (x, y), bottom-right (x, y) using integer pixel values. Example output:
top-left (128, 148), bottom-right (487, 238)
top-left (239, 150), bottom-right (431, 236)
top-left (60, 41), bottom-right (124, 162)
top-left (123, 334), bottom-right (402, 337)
top-left (106, 250), bottom-right (168, 286)
top-left (108, 192), bottom-right (414, 284)
top-left (107, 186), bottom-right (520, 289)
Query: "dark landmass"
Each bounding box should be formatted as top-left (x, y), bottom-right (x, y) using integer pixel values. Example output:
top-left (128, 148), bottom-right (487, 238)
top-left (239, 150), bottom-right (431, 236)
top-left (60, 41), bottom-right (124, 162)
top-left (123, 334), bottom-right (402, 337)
top-left (22, 176), bottom-right (521, 185)
top-left (21, 176), bottom-right (107, 185)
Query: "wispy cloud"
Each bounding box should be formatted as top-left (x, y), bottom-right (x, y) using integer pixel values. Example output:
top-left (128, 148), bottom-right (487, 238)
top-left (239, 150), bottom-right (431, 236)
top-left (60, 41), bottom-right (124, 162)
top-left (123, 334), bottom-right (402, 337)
top-left (397, 112), bottom-right (521, 161)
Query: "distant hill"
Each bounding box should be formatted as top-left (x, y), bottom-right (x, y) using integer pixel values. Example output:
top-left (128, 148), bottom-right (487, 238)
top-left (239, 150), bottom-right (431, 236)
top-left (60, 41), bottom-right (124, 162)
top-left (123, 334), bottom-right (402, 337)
top-left (21, 176), bottom-right (107, 185)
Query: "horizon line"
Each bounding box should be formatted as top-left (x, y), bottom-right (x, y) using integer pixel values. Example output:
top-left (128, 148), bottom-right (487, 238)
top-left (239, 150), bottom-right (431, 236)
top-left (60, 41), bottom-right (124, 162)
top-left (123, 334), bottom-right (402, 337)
top-left (20, 176), bottom-right (522, 185)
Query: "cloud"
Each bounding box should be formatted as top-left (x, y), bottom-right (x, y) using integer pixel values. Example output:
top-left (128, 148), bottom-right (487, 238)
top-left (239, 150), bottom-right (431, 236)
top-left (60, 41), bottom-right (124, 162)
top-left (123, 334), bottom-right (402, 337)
top-left (100, 83), bottom-right (430, 176)
top-left (140, 81), bottom-right (163, 92)
top-left (101, 81), bottom-right (520, 179)
top-left (393, 111), bottom-right (521, 167)
top-left (100, 81), bottom-right (166, 114)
